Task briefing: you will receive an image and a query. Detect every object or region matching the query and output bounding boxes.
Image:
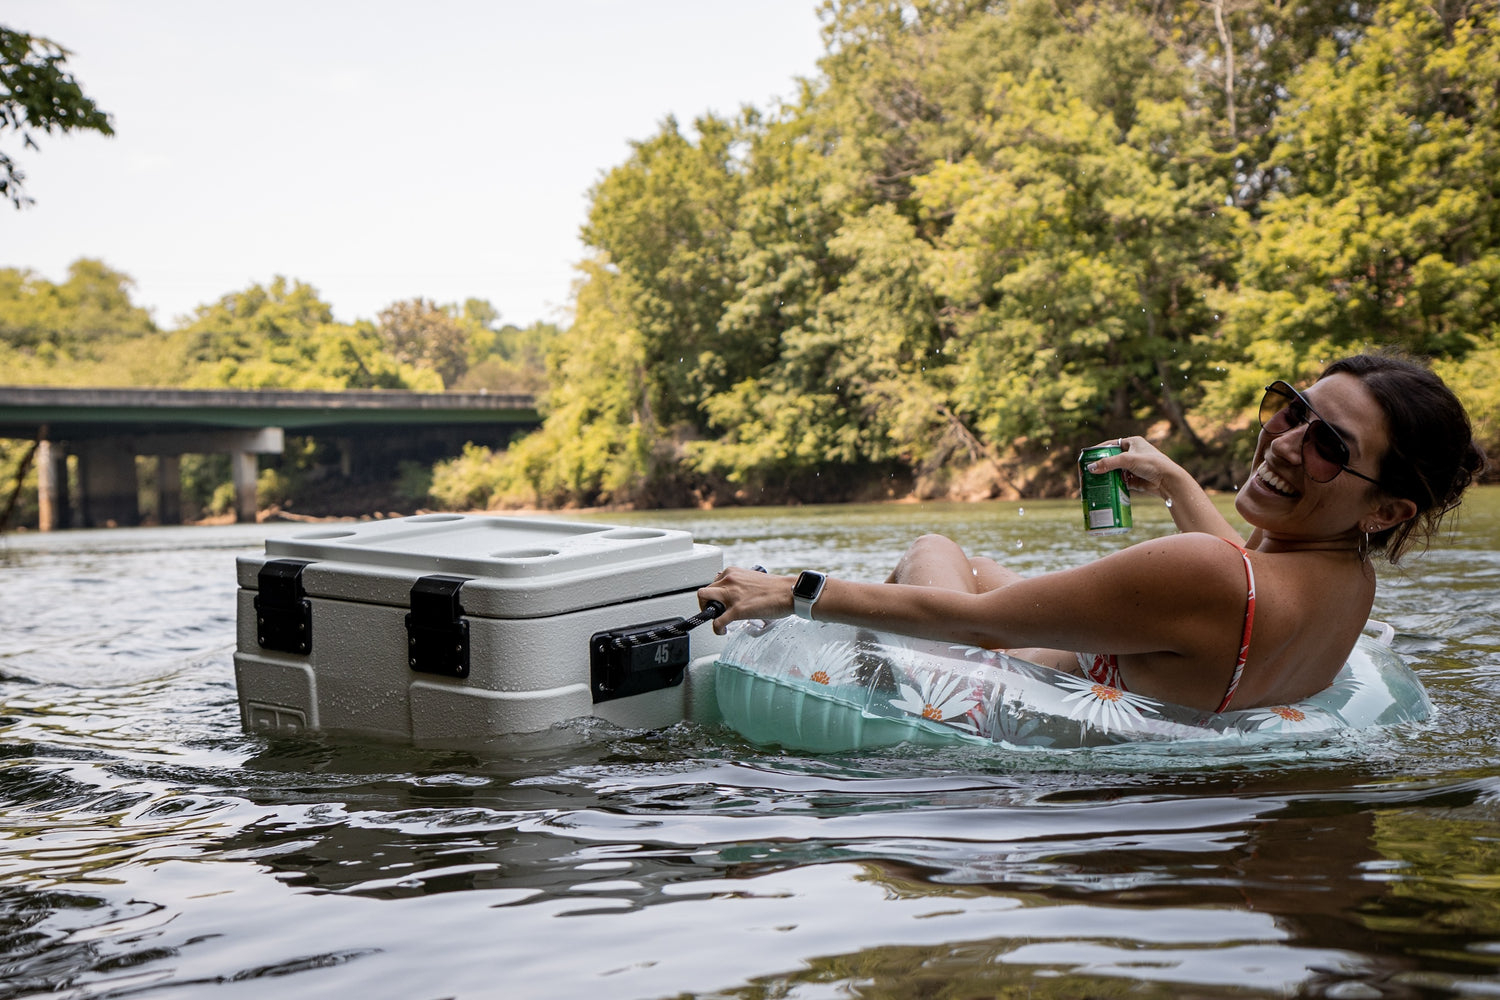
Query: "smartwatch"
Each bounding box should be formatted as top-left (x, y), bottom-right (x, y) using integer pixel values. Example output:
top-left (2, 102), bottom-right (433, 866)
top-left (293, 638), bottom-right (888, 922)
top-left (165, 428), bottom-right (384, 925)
top-left (792, 570), bottom-right (827, 620)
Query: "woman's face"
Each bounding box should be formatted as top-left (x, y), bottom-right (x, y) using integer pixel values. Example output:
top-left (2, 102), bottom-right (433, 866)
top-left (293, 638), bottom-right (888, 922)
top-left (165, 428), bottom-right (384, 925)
top-left (1233, 372), bottom-right (1394, 543)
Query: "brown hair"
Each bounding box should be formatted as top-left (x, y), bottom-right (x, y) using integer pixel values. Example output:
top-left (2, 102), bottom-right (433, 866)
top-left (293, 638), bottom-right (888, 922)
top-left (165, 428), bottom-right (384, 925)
top-left (1320, 352), bottom-right (1488, 562)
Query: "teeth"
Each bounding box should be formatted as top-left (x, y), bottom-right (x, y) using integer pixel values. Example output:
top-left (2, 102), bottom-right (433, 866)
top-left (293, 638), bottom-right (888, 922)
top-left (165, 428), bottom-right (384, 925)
top-left (1256, 462), bottom-right (1297, 496)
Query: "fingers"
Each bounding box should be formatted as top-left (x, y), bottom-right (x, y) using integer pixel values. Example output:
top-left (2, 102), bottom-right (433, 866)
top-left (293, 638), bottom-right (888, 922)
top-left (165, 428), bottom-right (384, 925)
top-left (1088, 436), bottom-right (1154, 469)
top-left (698, 582), bottom-right (729, 633)
top-left (698, 566), bottom-right (748, 634)
top-left (698, 566), bottom-right (794, 633)
top-left (1085, 451), bottom-right (1126, 474)
top-left (1085, 441), bottom-right (1161, 497)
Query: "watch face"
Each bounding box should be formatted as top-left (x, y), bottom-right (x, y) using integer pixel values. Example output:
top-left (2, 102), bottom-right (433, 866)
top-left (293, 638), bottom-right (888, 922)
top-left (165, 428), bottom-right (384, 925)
top-left (793, 571), bottom-right (825, 600)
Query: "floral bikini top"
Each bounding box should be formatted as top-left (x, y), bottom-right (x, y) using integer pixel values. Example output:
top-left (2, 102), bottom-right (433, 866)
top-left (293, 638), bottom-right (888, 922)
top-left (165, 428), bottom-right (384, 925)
top-left (1078, 536), bottom-right (1257, 713)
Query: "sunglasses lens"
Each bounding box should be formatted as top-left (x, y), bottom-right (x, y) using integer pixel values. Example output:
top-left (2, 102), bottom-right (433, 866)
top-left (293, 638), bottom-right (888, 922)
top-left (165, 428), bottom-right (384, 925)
top-left (1259, 384), bottom-right (1301, 435)
top-left (1304, 422), bottom-right (1349, 482)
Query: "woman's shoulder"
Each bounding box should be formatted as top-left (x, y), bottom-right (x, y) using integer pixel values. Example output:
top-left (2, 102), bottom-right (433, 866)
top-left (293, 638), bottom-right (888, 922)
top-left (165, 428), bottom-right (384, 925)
top-left (1112, 530), bottom-right (1249, 565)
top-left (1071, 531), bottom-right (1254, 609)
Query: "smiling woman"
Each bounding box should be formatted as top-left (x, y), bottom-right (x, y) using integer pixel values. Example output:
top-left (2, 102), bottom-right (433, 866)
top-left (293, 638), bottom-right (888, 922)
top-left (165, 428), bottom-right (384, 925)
top-left (699, 351), bottom-right (1488, 716)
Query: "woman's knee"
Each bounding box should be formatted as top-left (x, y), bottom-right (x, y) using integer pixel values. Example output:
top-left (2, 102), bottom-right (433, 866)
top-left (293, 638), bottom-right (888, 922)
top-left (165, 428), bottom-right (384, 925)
top-left (889, 534), bottom-right (975, 588)
top-left (906, 533), bottom-right (963, 557)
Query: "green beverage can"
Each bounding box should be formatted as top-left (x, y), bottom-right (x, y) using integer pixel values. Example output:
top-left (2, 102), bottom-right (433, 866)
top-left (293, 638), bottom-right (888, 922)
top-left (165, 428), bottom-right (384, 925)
top-left (1079, 445), bottom-right (1132, 534)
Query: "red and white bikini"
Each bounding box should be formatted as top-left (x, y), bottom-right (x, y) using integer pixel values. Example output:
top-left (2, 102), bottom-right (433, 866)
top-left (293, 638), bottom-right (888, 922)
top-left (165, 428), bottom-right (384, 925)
top-left (1075, 536), bottom-right (1257, 713)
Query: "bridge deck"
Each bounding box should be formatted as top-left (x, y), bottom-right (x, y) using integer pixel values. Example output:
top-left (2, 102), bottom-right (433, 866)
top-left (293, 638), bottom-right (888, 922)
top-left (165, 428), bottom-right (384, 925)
top-left (0, 386), bottom-right (539, 438)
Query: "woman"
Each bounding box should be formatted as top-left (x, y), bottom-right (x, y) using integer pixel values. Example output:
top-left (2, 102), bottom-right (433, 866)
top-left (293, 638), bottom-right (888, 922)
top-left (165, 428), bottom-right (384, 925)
top-left (698, 353), bottom-right (1486, 712)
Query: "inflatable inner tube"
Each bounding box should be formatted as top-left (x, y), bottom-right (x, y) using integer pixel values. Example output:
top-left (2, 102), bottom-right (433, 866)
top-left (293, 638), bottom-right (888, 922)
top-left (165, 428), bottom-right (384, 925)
top-left (714, 618), bottom-right (1431, 752)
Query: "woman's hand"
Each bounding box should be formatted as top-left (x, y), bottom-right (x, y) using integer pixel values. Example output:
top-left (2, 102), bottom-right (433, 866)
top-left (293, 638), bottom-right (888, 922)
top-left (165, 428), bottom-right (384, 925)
top-left (698, 567), bottom-right (796, 634)
top-left (1088, 436), bottom-right (1243, 541)
top-left (1086, 436), bottom-right (1180, 500)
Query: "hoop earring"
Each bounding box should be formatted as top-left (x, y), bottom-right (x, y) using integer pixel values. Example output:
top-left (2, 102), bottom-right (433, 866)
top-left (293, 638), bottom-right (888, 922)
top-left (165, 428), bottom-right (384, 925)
top-left (1358, 525), bottom-right (1372, 561)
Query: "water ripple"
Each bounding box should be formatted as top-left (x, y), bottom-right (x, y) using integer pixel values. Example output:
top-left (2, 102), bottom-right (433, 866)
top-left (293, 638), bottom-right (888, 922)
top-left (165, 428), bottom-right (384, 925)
top-left (2, 500), bottom-right (1499, 997)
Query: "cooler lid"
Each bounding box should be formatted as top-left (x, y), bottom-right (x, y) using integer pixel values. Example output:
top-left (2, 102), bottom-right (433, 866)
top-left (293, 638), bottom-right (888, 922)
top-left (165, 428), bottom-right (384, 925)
top-left (244, 514), bottom-right (722, 618)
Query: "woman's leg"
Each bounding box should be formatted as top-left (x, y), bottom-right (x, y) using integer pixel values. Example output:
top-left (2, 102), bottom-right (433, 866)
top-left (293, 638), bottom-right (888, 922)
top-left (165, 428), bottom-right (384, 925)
top-left (969, 555), bottom-right (1024, 592)
top-left (885, 534), bottom-right (1024, 592)
top-left (887, 534), bottom-right (1077, 670)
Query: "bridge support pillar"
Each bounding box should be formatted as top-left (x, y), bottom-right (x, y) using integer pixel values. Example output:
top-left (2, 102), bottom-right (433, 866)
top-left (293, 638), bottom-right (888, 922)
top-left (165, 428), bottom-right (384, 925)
top-left (157, 455), bottom-right (182, 525)
top-left (37, 439), bottom-right (69, 532)
top-left (76, 439), bottom-right (140, 528)
top-left (231, 450), bottom-right (258, 524)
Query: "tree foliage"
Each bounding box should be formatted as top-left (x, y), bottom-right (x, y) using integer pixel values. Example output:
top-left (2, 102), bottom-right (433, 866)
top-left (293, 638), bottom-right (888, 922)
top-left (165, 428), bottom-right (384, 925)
top-left (0, 26), bottom-right (113, 208)
top-left (377, 298), bottom-right (471, 388)
top-left (168, 277), bottom-right (436, 390)
top-left (461, 0), bottom-right (1497, 509)
top-left (0, 259), bottom-right (155, 351)
top-left (0, 259), bottom-right (166, 385)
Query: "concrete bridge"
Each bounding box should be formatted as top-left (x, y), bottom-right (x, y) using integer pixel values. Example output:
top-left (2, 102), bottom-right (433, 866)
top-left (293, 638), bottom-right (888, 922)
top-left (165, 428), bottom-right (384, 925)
top-left (0, 386), bottom-right (539, 530)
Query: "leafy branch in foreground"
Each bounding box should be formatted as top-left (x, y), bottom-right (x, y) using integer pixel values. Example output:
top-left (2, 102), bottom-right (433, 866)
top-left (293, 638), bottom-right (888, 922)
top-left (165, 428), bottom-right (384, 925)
top-left (0, 26), bottom-right (113, 209)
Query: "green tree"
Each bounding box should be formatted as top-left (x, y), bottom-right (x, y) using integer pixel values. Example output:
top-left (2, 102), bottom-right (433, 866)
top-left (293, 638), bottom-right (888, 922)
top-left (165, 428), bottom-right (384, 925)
top-left (1, 26), bottom-right (113, 208)
top-left (691, 205), bottom-right (945, 496)
top-left (433, 258), bottom-right (653, 508)
top-left (581, 114), bottom-right (747, 430)
top-left (454, 317), bottom-right (560, 395)
top-left (175, 277), bottom-right (436, 390)
top-left (812, 0), bottom-right (1008, 208)
top-left (0, 258), bottom-right (166, 384)
top-left (377, 298), bottom-right (471, 388)
top-left (1207, 0), bottom-right (1500, 436)
top-left (920, 3), bottom-right (1242, 462)
top-left (0, 258), bottom-right (156, 354)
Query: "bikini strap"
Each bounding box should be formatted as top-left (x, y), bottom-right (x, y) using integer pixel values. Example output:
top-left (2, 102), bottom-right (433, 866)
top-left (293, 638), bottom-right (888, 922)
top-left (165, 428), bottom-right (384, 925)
top-left (1215, 536), bottom-right (1256, 712)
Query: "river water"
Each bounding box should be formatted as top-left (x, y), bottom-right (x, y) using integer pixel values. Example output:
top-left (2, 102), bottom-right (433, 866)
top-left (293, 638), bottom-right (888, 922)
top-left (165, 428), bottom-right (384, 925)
top-left (2, 489), bottom-right (1498, 999)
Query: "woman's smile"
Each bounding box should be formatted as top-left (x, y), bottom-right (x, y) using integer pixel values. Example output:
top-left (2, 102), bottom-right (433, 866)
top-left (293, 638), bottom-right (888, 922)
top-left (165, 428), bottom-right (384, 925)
top-left (1253, 461), bottom-right (1298, 498)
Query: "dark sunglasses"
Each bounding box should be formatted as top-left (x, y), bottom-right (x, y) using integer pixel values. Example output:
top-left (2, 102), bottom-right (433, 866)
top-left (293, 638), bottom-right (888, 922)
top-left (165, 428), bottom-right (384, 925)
top-left (1258, 381), bottom-right (1384, 487)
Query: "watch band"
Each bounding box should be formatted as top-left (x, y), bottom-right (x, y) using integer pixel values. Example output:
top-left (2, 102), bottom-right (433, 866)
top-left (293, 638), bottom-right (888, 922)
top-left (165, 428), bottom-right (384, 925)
top-left (792, 570), bottom-right (828, 620)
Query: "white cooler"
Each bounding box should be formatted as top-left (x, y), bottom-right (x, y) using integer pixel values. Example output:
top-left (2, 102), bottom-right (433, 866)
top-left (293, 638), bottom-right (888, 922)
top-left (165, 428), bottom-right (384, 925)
top-left (233, 514), bottom-right (725, 744)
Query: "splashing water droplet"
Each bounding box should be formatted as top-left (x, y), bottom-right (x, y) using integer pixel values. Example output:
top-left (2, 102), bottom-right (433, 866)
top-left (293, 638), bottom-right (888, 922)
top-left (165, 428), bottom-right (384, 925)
top-left (1017, 507), bottom-right (1025, 516)
top-left (1164, 498), bottom-right (1174, 509)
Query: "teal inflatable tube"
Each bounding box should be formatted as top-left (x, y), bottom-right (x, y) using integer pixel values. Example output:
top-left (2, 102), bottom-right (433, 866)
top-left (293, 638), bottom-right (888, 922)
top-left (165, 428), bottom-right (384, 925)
top-left (714, 618), bottom-right (1431, 752)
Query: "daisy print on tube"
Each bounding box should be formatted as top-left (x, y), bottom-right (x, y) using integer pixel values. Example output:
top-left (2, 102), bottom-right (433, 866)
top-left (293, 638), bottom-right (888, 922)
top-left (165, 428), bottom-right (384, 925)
top-left (872, 659), bottom-right (999, 738)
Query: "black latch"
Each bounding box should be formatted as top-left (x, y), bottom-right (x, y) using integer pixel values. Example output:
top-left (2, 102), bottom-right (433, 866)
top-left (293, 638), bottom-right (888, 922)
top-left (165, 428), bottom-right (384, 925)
top-left (590, 619), bottom-right (691, 703)
top-left (254, 558), bottom-right (315, 655)
top-left (406, 575), bottom-right (471, 678)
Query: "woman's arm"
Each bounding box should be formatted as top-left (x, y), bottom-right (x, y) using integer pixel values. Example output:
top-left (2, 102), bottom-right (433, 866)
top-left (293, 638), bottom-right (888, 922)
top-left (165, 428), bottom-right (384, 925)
top-left (701, 533), bottom-right (1244, 659)
top-left (1087, 436), bottom-right (1243, 541)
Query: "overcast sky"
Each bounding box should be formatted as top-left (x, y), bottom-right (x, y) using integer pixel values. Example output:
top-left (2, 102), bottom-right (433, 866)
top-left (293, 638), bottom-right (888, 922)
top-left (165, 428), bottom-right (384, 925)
top-left (4, 1), bottom-right (827, 329)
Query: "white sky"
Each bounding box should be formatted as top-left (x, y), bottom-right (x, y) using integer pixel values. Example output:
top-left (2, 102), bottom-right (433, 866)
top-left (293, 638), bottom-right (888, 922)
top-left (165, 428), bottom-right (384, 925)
top-left (3, 1), bottom-right (827, 330)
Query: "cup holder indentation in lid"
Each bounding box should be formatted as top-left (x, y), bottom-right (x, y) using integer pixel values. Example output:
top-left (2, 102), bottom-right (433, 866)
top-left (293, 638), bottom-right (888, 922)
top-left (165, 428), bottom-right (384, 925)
top-left (599, 528), bottom-right (668, 540)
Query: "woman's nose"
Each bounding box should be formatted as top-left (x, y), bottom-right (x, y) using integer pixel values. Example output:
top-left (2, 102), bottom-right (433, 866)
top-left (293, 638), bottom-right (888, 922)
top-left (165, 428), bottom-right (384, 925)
top-left (1269, 422), bottom-right (1310, 468)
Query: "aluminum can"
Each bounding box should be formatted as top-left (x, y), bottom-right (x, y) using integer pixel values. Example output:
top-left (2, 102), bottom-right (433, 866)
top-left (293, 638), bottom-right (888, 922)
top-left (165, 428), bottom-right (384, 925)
top-left (1079, 445), bottom-right (1132, 534)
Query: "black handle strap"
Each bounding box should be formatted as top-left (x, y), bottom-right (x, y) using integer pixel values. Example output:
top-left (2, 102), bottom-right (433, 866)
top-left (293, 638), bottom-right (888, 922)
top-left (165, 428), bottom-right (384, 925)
top-left (607, 600), bottom-right (725, 651)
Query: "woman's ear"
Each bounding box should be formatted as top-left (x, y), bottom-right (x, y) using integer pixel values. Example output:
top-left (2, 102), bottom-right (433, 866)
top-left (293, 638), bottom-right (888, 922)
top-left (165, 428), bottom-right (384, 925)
top-left (1368, 496), bottom-right (1418, 534)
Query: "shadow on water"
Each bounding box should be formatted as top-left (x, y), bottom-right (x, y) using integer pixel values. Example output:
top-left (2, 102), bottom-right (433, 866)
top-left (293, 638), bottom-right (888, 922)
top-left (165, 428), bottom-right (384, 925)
top-left (0, 493), bottom-right (1498, 997)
